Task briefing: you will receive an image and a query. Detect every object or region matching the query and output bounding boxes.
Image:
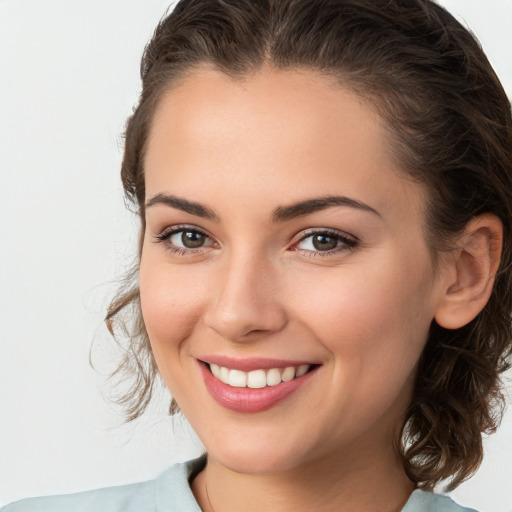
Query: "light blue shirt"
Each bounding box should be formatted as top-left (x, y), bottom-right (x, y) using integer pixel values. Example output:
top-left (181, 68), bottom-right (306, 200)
top-left (2, 457), bottom-right (478, 512)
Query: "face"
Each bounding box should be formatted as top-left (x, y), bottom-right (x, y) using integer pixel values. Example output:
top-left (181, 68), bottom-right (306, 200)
top-left (139, 67), bottom-right (447, 475)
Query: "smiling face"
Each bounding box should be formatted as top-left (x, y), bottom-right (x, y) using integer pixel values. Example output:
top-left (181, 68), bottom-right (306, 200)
top-left (139, 67), bottom-right (448, 475)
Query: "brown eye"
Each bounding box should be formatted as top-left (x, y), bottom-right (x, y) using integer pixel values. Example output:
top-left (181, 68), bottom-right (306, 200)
top-left (181, 230), bottom-right (206, 248)
top-left (156, 227), bottom-right (215, 252)
top-left (294, 230), bottom-right (357, 255)
top-left (311, 234), bottom-right (338, 251)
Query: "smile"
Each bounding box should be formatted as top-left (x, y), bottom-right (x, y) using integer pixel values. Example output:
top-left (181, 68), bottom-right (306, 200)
top-left (198, 358), bottom-right (319, 413)
top-left (209, 363), bottom-right (311, 388)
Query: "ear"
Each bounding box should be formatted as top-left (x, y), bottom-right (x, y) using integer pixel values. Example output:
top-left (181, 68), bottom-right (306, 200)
top-left (434, 214), bottom-right (503, 330)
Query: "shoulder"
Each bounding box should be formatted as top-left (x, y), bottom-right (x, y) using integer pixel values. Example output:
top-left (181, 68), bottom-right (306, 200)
top-left (1, 479), bottom-right (155, 512)
top-left (402, 489), bottom-right (479, 512)
top-left (1, 457), bottom-right (205, 512)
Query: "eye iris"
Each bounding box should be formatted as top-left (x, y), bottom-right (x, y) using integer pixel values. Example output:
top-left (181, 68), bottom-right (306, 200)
top-left (181, 231), bottom-right (205, 248)
top-left (312, 234), bottom-right (338, 251)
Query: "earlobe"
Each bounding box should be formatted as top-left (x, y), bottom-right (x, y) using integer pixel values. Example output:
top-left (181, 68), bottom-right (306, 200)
top-left (434, 214), bottom-right (503, 330)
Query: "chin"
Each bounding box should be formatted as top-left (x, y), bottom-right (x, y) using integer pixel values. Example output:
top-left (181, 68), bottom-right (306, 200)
top-left (206, 437), bottom-right (311, 475)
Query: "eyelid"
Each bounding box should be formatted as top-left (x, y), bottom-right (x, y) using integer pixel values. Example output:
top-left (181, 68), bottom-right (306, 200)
top-left (151, 224), bottom-right (358, 258)
top-left (290, 228), bottom-right (358, 255)
top-left (152, 224), bottom-right (218, 253)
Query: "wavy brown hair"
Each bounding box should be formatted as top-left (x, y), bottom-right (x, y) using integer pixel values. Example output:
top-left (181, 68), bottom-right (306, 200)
top-left (105, 0), bottom-right (512, 490)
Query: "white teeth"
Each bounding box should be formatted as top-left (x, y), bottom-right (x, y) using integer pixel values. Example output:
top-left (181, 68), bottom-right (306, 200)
top-left (281, 366), bottom-right (296, 382)
top-left (247, 369), bottom-right (267, 389)
top-left (266, 368), bottom-right (282, 386)
top-left (220, 366), bottom-right (229, 384)
top-left (228, 369), bottom-right (247, 387)
top-left (296, 364), bottom-right (309, 377)
top-left (210, 363), bottom-right (221, 379)
top-left (208, 363), bottom-right (312, 388)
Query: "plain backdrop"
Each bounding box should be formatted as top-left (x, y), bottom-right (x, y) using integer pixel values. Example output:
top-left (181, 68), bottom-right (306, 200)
top-left (0, 1), bottom-right (511, 510)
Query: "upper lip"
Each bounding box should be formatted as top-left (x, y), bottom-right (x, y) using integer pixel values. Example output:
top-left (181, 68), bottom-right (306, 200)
top-left (198, 355), bottom-right (320, 372)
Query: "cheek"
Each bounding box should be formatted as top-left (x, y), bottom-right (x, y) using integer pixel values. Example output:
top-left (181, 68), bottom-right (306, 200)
top-left (287, 256), bottom-right (436, 379)
top-left (139, 258), bottom-right (207, 359)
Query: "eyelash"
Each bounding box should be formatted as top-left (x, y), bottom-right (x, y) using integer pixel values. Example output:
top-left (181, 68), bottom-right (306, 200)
top-left (153, 225), bottom-right (215, 256)
top-left (152, 225), bottom-right (358, 258)
top-left (293, 229), bottom-right (358, 258)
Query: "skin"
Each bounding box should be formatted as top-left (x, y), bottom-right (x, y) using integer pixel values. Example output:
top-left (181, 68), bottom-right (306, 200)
top-left (138, 66), bottom-right (468, 512)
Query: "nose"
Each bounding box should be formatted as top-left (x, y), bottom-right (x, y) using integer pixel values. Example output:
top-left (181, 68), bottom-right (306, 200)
top-left (203, 252), bottom-right (288, 343)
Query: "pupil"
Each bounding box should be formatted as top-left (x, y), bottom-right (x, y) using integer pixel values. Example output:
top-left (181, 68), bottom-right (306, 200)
top-left (312, 234), bottom-right (337, 251)
top-left (182, 231), bottom-right (205, 248)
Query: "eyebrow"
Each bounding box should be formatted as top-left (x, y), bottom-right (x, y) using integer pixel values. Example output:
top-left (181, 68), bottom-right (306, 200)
top-left (145, 193), bottom-right (220, 220)
top-left (145, 193), bottom-right (380, 222)
top-left (271, 195), bottom-right (381, 222)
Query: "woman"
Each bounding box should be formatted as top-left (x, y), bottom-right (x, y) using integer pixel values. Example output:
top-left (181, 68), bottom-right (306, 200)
top-left (3, 0), bottom-right (511, 511)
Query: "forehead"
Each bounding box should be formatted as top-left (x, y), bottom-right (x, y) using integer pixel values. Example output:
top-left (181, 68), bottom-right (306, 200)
top-left (147, 67), bottom-right (385, 167)
top-left (144, 66), bottom-right (425, 222)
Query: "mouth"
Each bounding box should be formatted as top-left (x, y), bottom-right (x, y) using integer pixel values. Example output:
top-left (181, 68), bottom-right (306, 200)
top-left (205, 361), bottom-right (316, 388)
top-left (197, 358), bottom-right (320, 413)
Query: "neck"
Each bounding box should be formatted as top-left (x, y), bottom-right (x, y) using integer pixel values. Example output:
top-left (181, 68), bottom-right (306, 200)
top-left (191, 444), bottom-right (414, 512)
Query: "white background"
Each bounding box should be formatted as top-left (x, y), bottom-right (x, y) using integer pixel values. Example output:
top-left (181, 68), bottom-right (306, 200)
top-left (0, 1), bottom-right (511, 510)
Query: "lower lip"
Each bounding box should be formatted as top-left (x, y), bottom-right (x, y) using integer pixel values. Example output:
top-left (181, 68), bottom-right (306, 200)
top-left (198, 362), bottom-right (318, 413)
